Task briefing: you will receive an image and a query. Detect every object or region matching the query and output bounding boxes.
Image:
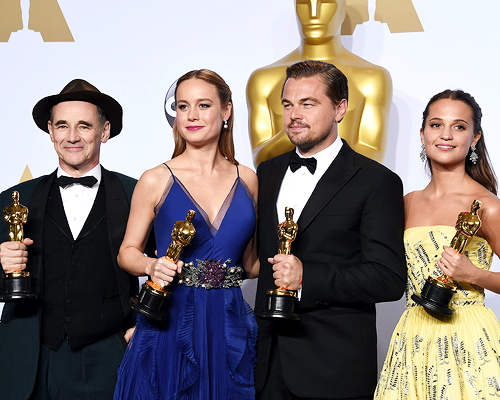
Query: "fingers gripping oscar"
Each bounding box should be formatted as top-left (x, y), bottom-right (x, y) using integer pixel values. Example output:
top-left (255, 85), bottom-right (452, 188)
top-left (412, 200), bottom-right (482, 315)
top-left (0, 191), bottom-right (38, 301)
top-left (258, 207), bottom-right (300, 320)
top-left (130, 210), bottom-right (196, 320)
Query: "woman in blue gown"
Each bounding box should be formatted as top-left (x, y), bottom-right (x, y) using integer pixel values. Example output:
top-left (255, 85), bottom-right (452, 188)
top-left (114, 70), bottom-right (259, 399)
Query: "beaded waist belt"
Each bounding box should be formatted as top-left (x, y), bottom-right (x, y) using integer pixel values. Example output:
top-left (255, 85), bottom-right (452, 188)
top-left (177, 258), bottom-right (244, 289)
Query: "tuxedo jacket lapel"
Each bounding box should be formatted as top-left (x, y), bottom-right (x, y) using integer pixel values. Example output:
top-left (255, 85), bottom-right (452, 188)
top-left (101, 167), bottom-right (130, 261)
top-left (25, 171), bottom-right (57, 294)
top-left (297, 143), bottom-right (360, 234)
top-left (77, 185), bottom-right (105, 241)
top-left (259, 152), bottom-right (291, 243)
top-left (101, 167), bottom-right (135, 303)
top-left (46, 180), bottom-right (73, 241)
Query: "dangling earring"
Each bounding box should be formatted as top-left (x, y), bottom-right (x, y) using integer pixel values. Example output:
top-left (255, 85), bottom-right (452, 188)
top-left (223, 120), bottom-right (228, 129)
top-left (419, 144), bottom-right (427, 162)
top-left (469, 145), bottom-right (478, 164)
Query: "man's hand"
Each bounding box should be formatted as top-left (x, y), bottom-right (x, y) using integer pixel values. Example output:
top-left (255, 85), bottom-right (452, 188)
top-left (268, 254), bottom-right (303, 290)
top-left (0, 238), bottom-right (33, 272)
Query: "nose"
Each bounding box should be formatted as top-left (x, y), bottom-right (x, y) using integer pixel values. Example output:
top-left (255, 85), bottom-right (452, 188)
top-left (188, 107), bottom-right (199, 121)
top-left (440, 127), bottom-right (453, 140)
top-left (67, 126), bottom-right (80, 142)
top-left (289, 106), bottom-right (303, 121)
top-left (309, 0), bottom-right (320, 18)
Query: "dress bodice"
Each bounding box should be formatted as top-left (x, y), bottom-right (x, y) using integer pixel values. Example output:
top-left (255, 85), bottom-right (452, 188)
top-left (153, 173), bottom-right (256, 268)
top-left (404, 225), bottom-right (493, 307)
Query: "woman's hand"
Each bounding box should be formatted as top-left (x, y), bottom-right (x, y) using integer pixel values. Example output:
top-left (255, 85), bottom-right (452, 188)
top-left (124, 326), bottom-right (135, 343)
top-left (146, 257), bottom-right (184, 287)
top-left (437, 245), bottom-right (480, 284)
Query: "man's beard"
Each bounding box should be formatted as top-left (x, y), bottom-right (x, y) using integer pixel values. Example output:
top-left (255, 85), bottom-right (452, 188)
top-left (286, 119), bottom-right (336, 153)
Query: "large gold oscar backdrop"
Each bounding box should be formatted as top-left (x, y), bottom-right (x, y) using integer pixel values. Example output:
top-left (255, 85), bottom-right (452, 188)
top-left (247, 0), bottom-right (424, 166)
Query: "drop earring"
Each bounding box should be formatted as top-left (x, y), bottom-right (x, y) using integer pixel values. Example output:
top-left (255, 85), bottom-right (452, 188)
top-left (419, 144), bottom-right (427, 162)
top-left (223, 120), bottom-right (228, 129)
top-left (470, 146), bottom-right (478, 164)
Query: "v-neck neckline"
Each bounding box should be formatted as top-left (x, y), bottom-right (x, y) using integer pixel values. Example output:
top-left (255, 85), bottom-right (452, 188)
top-left (172, 175), bottom-right (239, 237)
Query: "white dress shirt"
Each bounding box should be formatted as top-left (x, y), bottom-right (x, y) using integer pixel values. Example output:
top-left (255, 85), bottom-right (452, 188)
top-left (276, 136), bottom-right (343, 222)
top-left (276, 137), bottom-right (342, 296)
top-left (58, 165), bottom-right (101, 239)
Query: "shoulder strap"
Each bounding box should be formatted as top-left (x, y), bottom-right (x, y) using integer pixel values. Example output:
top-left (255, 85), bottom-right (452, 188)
top-left (163, 163), bottom-right (173, 175)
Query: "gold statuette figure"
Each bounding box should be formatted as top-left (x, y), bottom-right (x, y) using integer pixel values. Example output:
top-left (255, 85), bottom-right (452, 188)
top-left (258, 207), bottom-right (300, 320)
top-left (412, 200), bottom-right (482, 315)
top-left (164, 210), bottom-right (197, 264)
top-left (247, 0), bottom-right (392, 166)
top-left (278, 207), bottom-right (298, 256)
top-left (3, 191), bottom-right (28, 243)
top-left (130, 210), bottom-right (197, 321)
top-left (0, 191), bottom-right (38, 301)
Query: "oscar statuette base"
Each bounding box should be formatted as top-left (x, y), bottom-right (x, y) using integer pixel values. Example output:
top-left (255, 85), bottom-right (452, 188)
top-left (0, 272), bottom-right (38, 302)
top-left (129, 280), bottom-right (170, 321)
top-left (257, 288), bottom-right (300, 321)
top-left (411, 277), bottom-right (455, 316)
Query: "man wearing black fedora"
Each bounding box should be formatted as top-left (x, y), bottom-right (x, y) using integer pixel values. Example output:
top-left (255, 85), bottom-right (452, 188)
top-left (0, 79), bottom-right (151, 399)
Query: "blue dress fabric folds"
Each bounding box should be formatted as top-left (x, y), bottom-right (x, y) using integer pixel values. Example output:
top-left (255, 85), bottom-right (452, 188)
top-left (114, 173), bottom-right (257, 400)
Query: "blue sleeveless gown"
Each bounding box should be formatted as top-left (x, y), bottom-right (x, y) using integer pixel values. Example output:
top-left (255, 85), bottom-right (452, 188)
top-left (114, 170), bottom-right (257, 399)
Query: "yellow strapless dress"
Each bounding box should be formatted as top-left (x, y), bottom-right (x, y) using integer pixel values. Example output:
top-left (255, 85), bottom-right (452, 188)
top-left (375, 226), bottom-right (500, 399)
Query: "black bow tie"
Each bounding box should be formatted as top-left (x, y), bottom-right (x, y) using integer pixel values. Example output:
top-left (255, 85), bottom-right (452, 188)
top-left (289, 152), bottom-right (317, 174)
top-left (55, 175), bottom-right (98, 188)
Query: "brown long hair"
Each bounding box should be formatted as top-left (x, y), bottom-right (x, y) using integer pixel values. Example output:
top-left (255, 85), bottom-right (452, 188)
top-left (171, 69), bottom-right (238, 165)
top-left (422, 89), bottom-right (497, 195)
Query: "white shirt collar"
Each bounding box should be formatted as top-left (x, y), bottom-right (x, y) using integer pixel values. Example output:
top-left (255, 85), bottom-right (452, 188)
top-left (294, 135), bottom-right (343, 176)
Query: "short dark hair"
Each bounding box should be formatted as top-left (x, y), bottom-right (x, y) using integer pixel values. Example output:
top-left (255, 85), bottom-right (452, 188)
top-left (281, 60), bottom-right (349, 107)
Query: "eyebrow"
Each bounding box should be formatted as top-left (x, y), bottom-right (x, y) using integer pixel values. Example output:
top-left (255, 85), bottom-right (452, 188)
top-left (54, 120), bottom-right (94, 127)
top-left (177, 98), bottom-right (214, 104)
top-left (429, 117), bottom-right (469, 125)
top-left (282, 97), bottom-right (320, 105)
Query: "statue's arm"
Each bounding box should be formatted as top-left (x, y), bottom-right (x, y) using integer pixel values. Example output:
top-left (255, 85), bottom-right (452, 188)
top-left (355, 68), bottom-right (393, 162)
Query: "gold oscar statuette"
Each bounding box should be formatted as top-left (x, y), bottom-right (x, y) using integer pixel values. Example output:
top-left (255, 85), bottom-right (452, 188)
top-left (258, 207), bottom-right (300, 320)
top-left (0, 191), bottom-right (38, 301)
top-left (130, 210), bottom-right (196, 321)
top-left (412, 200), bottom-right (482, 315)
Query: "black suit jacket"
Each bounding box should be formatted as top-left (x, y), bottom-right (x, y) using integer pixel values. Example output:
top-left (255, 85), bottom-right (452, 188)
top-left (255, 141), bottom-right (406, 398)
top-left (0, 167), bottom-right (139, 400)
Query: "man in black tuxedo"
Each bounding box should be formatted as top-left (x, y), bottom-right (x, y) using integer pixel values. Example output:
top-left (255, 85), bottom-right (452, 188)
top-left (0, 79), bottom-right (149, 399)
top-left (255, 60), bottom-right (406, 399)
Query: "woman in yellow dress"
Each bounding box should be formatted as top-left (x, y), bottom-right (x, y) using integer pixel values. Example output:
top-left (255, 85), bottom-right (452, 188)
top-left (375, 90), bottom-right (500, 399)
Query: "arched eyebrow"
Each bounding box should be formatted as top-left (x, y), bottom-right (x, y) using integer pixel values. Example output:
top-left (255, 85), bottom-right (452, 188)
top-left (428, 117), bottom-right (469, 125)
top-left (177, 98), bottom-right (214, 104)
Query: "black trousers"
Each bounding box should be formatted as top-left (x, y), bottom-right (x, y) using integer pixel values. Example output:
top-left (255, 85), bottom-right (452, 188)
top-left (29, 334), bottom-right (126, 400)
top-left (257, 336), bottom-right (373, 400)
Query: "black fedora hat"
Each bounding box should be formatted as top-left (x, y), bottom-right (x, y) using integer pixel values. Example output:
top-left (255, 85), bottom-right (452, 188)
top-left (32, 79), bottom-right (123, 138)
